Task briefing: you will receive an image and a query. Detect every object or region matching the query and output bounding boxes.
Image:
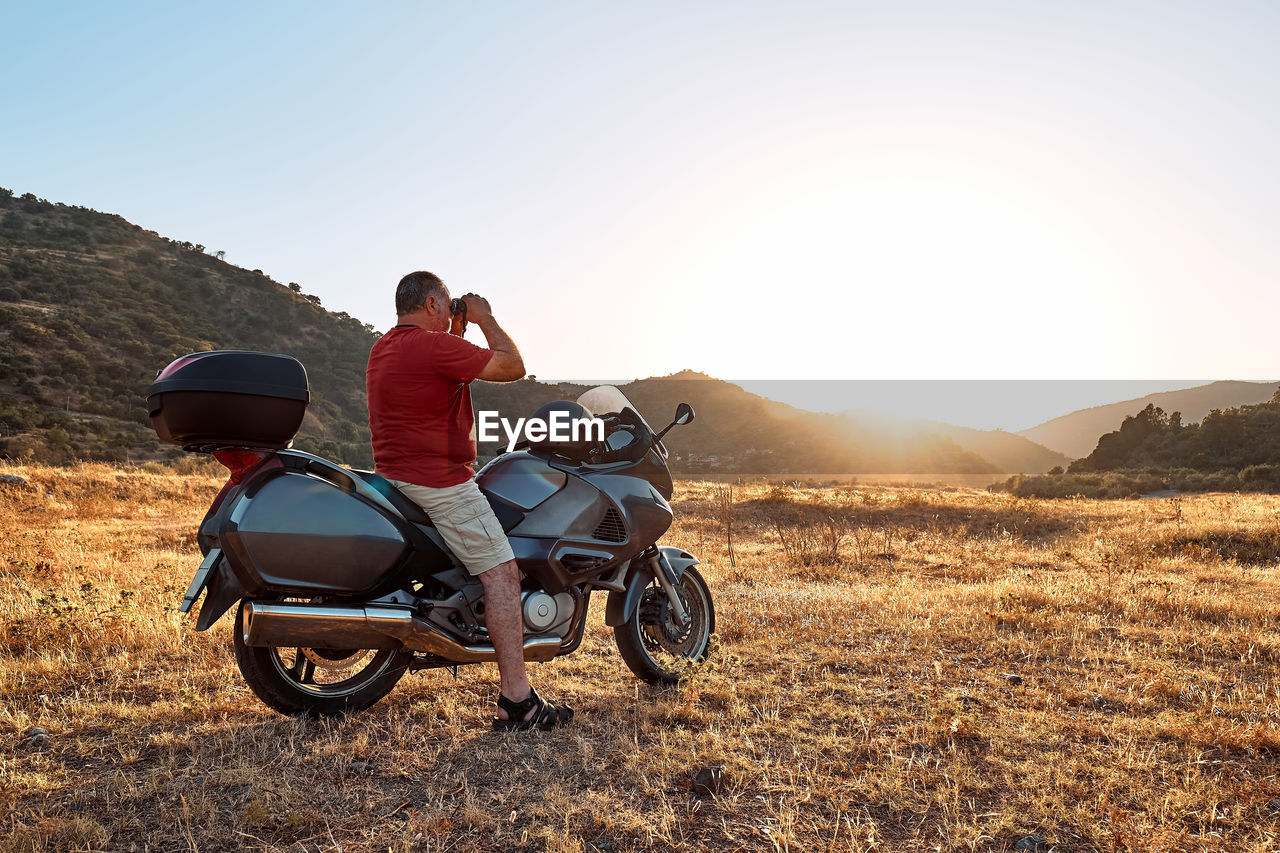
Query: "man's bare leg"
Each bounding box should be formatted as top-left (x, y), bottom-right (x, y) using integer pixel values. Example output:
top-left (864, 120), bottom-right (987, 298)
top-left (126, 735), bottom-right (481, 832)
top-left (478, 560), bottom-right (532, 719)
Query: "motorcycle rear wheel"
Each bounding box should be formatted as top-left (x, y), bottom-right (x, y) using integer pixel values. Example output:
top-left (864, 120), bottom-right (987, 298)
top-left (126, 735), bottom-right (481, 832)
top-left (614, 565), bottom-right (715, 683)
top-left (232, 600), bottom-right (413, 717)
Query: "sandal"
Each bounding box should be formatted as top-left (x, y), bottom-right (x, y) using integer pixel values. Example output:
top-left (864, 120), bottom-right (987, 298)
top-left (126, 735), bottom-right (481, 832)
top-left (492, 687), bottom-right (574, 731)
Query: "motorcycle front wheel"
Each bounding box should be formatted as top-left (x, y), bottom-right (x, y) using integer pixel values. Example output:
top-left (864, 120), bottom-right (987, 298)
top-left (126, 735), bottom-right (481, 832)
top-left (614, 565), bottom-right (716, 683)
top-left (232, 600), bottom-right (413, 717)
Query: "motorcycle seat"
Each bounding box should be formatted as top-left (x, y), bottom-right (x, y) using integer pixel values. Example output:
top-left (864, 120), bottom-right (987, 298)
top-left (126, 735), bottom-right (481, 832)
top-left (351, 470), bottom-right (525, 534)
top-left (349, 470), bottom-right (435, 527)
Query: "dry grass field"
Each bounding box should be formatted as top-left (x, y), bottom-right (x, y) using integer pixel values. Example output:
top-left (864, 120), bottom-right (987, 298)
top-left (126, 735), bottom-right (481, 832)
top-left (2, 463), bottom-right (1279, 852)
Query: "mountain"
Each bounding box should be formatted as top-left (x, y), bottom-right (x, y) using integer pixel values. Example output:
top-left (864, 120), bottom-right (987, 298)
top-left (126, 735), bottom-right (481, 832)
top-left (841, 410), bottom-right (1069, 474)
top-left (478, 374), bottom-right (1059, 475)
top-left (0, 188), bottom-right (1062, 475)
top-left (1069, 396), bottom-right (1280, 474)
top-left (996, 393), bottom-right (1280, 498)
top-left (1018, 381), bottom-right (1280, 459)
top-left (0, 188), bottom-right (379, 464)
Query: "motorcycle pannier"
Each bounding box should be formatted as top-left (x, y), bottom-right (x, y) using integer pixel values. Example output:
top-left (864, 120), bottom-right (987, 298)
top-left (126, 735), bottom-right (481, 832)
top-left (146, 351), bottom-right (309, 450)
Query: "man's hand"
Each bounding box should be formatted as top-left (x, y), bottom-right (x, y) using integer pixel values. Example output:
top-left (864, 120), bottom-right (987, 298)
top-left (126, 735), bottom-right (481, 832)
top-left (460, 293), bottom-right (493, 326)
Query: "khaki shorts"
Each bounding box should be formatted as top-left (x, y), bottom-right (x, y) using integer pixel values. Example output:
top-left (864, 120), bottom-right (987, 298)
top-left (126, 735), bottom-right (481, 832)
top-left (389, 478), bottom-right (515, 576)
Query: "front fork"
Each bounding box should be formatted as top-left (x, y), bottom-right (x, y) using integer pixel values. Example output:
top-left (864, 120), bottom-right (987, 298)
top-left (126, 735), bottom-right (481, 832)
top-left (647, 549), bottom-right (691, 628)
top-left (604, 544), bottom-right (701, 629)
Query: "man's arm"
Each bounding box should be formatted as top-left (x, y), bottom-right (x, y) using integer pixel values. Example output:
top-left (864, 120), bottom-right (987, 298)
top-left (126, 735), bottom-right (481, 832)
top-left (462, 294), bottom-right (525, 382)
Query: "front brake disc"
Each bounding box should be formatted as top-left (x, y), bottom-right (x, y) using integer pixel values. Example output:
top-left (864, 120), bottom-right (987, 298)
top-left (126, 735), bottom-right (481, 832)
top-left (639, 590), bottom-right (691, 646)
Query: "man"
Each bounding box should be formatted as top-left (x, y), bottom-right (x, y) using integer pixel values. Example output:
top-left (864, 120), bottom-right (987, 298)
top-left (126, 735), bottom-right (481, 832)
top-left (366, 270), bottom-right (572, 731)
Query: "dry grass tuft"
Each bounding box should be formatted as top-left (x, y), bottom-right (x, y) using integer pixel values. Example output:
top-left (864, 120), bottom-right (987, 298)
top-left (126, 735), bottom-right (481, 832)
top-left (2, 465), bottom-right (1279, 851)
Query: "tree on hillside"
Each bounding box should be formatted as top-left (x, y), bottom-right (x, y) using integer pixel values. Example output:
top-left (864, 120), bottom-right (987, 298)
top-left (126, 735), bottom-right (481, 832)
top-left (1071, 404), bottom-right (1169, 472)
top-left (1064, 395), bottom-right (1280, 478)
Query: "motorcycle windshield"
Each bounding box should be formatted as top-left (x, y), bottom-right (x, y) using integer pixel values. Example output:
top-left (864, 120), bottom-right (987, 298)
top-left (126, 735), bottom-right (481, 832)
top-left (576, 385), bottom-right (657, 452)
top-left (576, 385), bottom-right (650, 429)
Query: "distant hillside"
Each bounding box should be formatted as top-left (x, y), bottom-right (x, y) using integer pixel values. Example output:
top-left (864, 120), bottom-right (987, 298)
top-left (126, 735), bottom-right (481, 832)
top-left (996, 392), bottom-right (1280, 498)
top-left (842, 411), bottom-right (1069, 474)
top-left (1071, 397), bottom-right (1280, 474)
top-left (0, 188), bottom-right (379, 464)
top-left (481, 374), bottom-right (1059, 476)
top-left (0, 188), bottom-right (1062, 475)
top-left (1019, 381), bottom-right (1280, 459)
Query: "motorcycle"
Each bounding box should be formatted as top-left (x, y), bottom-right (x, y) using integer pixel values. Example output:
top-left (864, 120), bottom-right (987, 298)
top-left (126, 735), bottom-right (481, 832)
top-left (146, 351), bottom-right (714, 716)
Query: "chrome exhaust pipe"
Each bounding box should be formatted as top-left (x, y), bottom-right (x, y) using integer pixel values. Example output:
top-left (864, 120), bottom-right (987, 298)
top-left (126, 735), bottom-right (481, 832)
top-left (241, 601), bottom-right (562, 663)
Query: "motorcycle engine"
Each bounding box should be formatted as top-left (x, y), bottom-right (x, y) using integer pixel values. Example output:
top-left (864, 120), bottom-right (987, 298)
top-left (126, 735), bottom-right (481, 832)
top-left (521, 591), bottom-right (576, 636)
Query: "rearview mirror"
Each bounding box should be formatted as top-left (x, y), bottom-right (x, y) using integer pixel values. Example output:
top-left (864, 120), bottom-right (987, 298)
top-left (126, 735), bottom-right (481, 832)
top-left (654, 403), bottom-right (696, 443)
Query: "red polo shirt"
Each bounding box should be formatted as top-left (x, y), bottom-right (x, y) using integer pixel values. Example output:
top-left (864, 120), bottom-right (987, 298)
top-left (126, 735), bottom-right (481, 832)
top-left (366, 326), bottom-right (494, 487)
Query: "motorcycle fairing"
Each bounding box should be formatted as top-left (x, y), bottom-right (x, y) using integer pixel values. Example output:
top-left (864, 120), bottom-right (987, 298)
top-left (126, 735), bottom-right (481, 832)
top-left (473, 450), bottom-right (674, 592)
top-left (509, 536), bottom-right (568, 592)
top-left (501, 459), bottom-right (672, 545)
top-left (476, 454), bottom-right (568, 510)
top-left (583, 472), bottom-right (674, 546)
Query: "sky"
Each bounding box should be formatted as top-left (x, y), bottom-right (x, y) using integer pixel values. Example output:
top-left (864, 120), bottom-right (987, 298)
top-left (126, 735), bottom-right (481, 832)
top-left (2, 1), bottom-right (1277, 426)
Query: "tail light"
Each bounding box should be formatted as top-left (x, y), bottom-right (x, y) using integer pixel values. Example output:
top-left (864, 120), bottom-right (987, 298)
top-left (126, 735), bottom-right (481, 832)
top-left (196, 451), bottom-right (282, 560)
top-left (208, 450), bottom-right (272, 515)
top-left (213, 450), bottom-right (267, 484)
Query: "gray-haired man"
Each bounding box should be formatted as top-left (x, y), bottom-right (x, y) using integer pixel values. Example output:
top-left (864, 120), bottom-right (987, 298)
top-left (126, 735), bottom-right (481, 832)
top-left (366, 270), bottom-right (573, 730)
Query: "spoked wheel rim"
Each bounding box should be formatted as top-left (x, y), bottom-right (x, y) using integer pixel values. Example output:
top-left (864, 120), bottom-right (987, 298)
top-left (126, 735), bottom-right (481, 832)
top-left (635, 571), bottom-right (713, 675)
top-left (262, 646), bottom-right (406, 699)
top-left (244, 598), bottom-right (407, 700)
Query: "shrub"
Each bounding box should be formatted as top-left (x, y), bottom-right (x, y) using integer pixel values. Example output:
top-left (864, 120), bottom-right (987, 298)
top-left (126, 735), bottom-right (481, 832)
top-left (1240, 464), bottom-right (1280, 486)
